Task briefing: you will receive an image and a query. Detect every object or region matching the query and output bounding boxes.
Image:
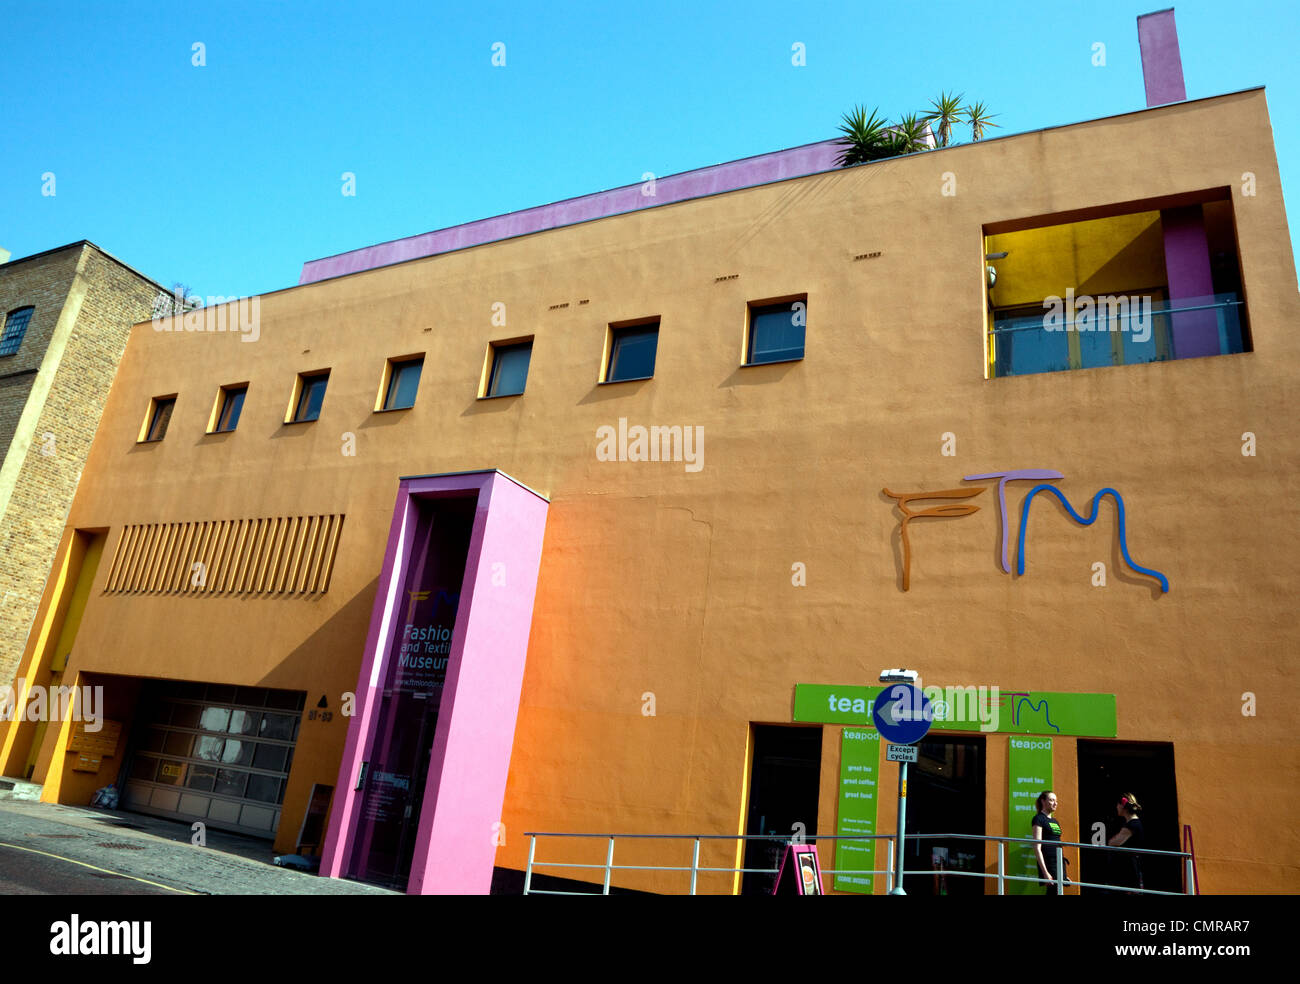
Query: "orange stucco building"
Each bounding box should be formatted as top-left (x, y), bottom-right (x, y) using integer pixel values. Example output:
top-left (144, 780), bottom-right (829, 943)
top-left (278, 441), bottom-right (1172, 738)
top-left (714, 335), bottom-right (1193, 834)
top-left (1, 83), bottom-right (1296, 894)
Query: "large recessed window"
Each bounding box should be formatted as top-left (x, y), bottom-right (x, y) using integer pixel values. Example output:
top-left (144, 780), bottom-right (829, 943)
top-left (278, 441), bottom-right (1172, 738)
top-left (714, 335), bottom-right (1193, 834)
top-left (0, 307), bottom-right (34, 357)
top-left (290, 371), bottom-right (329, 423)
top-left (484, 340), bottom-right (532, 398)
top-left (139, 396), bottom-right (177, 443)
top-left (746, 298), bottom-right (806, 365)
top-left (985, 195), bottom-right (1249, 379)
top-left (380, 356), bottom-right (423, 410)
top-left (210, 385), bottom-right (247, 433)
top-left (604, 320), bottom-right (659, 383)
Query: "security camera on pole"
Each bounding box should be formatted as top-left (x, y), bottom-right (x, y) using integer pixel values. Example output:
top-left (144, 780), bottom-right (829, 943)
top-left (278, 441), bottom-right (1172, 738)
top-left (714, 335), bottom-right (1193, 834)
top-left (875, 669), bottom-right (933, 896)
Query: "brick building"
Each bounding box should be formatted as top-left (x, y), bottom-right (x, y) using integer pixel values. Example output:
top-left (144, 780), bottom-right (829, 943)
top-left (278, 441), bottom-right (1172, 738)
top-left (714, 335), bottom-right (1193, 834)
top-left (0, 242), bottom-right (166, 685)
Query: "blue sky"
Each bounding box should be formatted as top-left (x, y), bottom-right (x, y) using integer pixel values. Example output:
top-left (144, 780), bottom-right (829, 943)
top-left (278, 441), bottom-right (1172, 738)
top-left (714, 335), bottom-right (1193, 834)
top-left (4, 0), bottom-right (1297, 297)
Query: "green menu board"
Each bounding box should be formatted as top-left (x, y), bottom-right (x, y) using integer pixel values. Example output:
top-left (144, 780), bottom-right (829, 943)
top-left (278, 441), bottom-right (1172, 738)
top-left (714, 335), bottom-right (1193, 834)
top-left (1008, 736), bottom-right (1054, 895)
top-left (835, 728), bottom-right (880, 894)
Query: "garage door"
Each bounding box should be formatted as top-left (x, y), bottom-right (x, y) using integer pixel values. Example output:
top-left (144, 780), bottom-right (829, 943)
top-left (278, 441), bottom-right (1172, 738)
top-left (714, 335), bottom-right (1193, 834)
top-left (122, 680), bottom-right (305, 839)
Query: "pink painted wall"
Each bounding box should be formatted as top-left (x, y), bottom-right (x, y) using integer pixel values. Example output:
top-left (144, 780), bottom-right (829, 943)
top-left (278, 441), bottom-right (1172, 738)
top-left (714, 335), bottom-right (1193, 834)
top-left (298, 139), bottom-right (845, 285)
top-left (407, 473), bottom-right (549, 893)
top-left (319, 470), bottom-right (549, 892)
top-left (1138, 9), bottom-right (1187, 107)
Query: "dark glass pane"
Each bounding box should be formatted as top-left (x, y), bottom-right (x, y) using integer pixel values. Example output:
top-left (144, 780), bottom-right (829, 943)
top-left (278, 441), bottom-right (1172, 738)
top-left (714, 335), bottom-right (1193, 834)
top-left (488, 344), bottom-right (531, 396)
top-left (385, 360), bottom-right (422, 409)
top-left (144, 728), bottom-right (167, 753)
top-left (246, 774), bottom-right (280, 803)
top-left (295, 375), bottom-right (328, 421)
top-left (163, 732), bottom-right (193, 757)
top-left (217, 388), bottom-right (246, 431)
top-left (207, 685), bottom-right (236, 703)
top-left (608, 326), bottom-right (659, 381)
top-left (186, 765), bottom-right (216, 791)
top-left (0, 307), bottom-right (34, 356)
top-left (170, 704), bottom-right (201, 729)
top-left (214, 769), bottom-right (248, 797)
top-left (252, 742), bottom-right (289, 772)
top-left (130, 757), bottom-right (159, 781)
top-left (259, 713), bottom-right (296, 741)
top-left (147, 399), bottom-right (175, 441)
top-left (748, 303), bottom-right (805, 364)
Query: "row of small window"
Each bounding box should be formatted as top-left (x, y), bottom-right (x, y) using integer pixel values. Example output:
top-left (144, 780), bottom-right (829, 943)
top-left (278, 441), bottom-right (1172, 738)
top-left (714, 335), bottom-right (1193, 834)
top-left (1, 307), bottom-right (34, 357)
top-left (138, 298), bottom-right (808, 442)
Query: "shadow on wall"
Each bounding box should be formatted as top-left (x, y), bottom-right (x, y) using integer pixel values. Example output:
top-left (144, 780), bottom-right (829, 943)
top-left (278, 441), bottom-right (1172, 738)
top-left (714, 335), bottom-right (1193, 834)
top-left (263, 577), bottom-right (380, 690)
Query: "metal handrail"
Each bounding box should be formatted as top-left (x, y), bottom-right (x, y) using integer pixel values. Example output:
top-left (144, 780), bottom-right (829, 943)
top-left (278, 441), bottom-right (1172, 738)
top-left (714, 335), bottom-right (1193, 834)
top-left (989, 298), bottom-right (1240, 336)
top-left (521, 830), bottom-right (1196, 896)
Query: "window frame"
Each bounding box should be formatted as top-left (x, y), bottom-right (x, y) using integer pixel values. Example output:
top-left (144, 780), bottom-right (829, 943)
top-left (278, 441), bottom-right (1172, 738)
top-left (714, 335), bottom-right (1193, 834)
top-left (743, 295), bottom-right (808, 366)
top-left (601, 318), bottom-right (660, 384)
top-left (479, 337), bottom-right (534, 399)
top-left (0, 307), bottom-right (35, 358)
top-left (286, 370), bottom-right (330, 424)
top-left (208, 384), bottom-right (249, 434)
top-left (138, 395), bottom-right (178, 443)
top-left (376, 355), bottom-right (425, 412)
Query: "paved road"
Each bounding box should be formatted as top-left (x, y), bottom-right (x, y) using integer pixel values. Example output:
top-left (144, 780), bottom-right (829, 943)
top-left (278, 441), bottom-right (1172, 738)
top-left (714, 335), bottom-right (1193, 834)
top-left (0, 800), bottom-right (397, 895)
top-left (0, 843), bottom-right (177, 895)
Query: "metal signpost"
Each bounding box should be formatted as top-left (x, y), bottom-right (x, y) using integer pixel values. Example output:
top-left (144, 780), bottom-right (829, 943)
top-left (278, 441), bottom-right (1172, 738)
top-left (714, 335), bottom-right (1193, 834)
top-left (873, 676), bottom-right (932, 896)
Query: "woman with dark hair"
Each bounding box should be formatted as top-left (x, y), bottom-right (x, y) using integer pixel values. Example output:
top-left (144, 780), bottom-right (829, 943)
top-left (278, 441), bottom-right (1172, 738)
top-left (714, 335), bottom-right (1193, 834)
top-left (1031, 790), bottom-right (1065, 894)
top-left (1107, 793), bottom-right (1145, 892)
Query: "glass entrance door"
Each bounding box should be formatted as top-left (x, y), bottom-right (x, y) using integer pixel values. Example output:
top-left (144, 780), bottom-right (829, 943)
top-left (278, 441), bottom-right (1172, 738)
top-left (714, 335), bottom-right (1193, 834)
top-left (347, 495), bottom-right (476, 888)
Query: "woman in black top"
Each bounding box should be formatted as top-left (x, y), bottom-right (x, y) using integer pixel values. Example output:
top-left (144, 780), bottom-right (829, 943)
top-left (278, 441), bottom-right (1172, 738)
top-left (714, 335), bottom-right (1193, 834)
top-left (1032, 790), bottom-right (1065, 894)
top-left (1107, 792), bottom-right (1145, 892)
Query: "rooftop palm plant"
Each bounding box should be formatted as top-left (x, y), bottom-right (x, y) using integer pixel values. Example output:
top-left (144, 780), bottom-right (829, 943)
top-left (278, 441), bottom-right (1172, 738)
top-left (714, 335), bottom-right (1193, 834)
top-left (836, 95), bottom-right (999, 167)
top-left (924, 90), bottom-right (965, 148)
top-left (890, 113), bottom-right (932, 154)
top-left (835, 105), bottom-right (892, 165)
top-left (964, 100), bottom-right (1001, 141)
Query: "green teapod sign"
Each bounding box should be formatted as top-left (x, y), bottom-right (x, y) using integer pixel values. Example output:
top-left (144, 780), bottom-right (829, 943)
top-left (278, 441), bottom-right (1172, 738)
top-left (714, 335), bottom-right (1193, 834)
top-left (1008, 736), bottom-right (1054, 895)
top-left (835, 729), bottom-right (879, 894)
top-left (793, 684), bottom-right (1115, 737)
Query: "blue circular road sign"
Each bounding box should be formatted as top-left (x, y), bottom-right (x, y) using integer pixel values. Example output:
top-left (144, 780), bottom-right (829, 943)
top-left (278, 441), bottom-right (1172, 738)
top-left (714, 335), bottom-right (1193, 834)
top-left (872, 684), bottom-right (933, 745)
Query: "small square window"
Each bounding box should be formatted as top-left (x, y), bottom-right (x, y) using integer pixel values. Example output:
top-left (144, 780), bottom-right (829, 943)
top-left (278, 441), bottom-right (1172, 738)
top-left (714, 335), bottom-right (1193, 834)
top-left (141, 396), bottom-right (176, 443)
top-left (485, 341), bottom-right (532, 397)
top-left (1, 307), bottom-right (34, 357)
top-left (381, 357), bottom-right (423, 410)
top-left (746, 298), bottom-right (806, 365)
top-left (605, 321), bottom-right (659, 383)
top-left (213, 385), bottom-right (247, 433)
top-left (291, 371), bottom-right (329, 423)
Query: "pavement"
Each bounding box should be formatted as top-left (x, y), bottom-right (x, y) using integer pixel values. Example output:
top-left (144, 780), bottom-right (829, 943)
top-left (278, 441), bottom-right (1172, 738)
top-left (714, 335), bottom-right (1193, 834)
top-left (0, 799), bottom-right (398, 895)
